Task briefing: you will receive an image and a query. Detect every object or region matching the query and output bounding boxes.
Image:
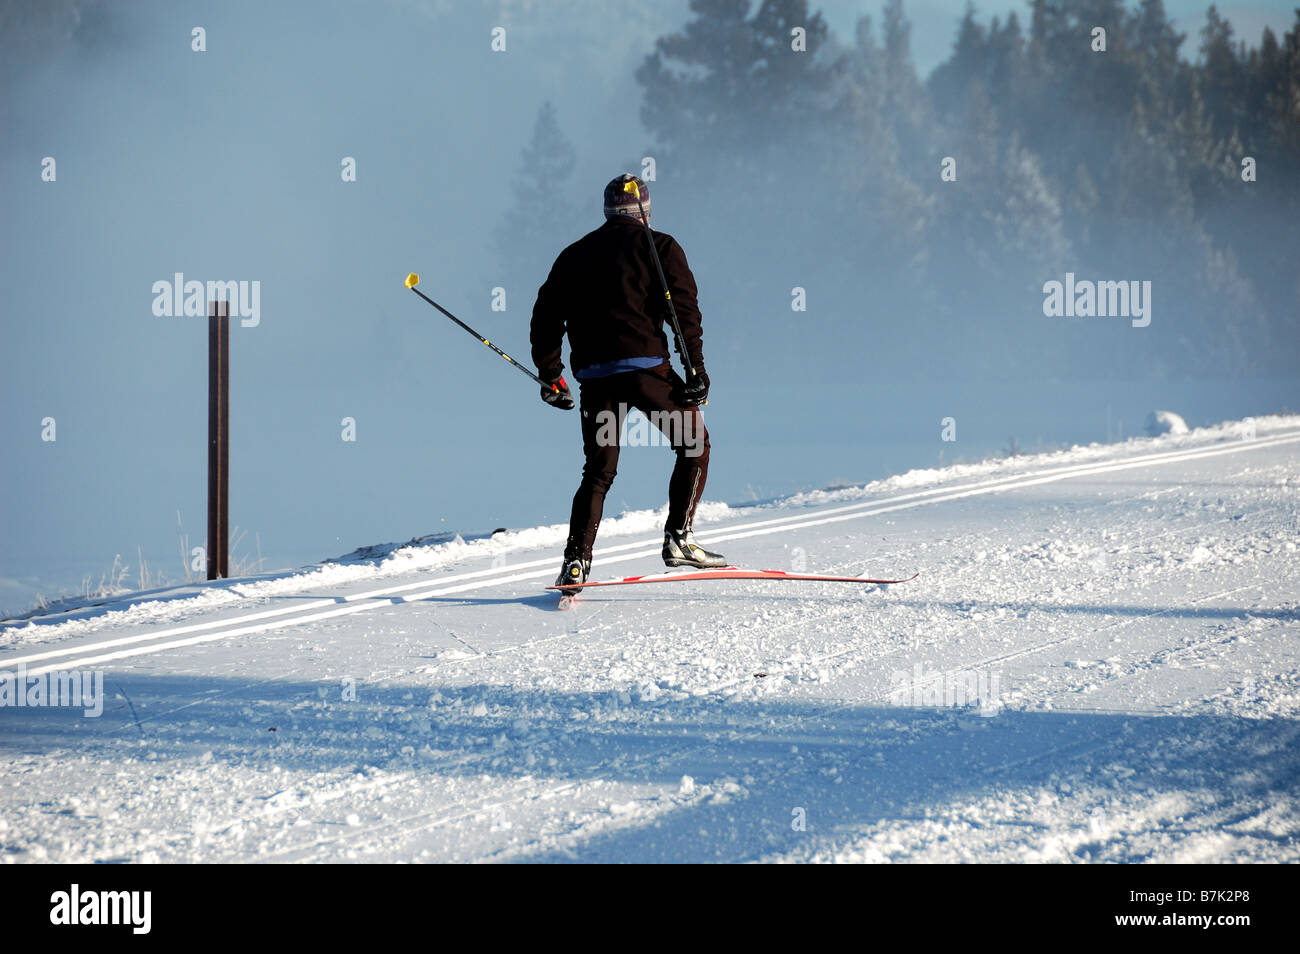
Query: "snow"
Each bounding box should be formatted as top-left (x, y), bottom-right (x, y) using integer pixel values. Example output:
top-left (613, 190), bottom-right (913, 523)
top-left (1, 415), bottom-right (1298, 863)
top-left (1145, 410), bottom-right (1190, 436)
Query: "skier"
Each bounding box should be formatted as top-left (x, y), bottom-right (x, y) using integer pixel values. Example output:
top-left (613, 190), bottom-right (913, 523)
top-left (531, 174), bottom-right (726, 592)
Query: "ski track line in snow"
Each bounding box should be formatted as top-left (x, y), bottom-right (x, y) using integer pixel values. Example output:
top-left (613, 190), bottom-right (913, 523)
top-left (59, 625), bottom-right (637, 860)
top-left (55, 667), bottom-right (523, 861)
top-left (472, 494), bottom-right (1287, 679)
top-left (264, 778), bottom-right (587, 863)
top-left (15, 434), bottom-right (1296, 688)
top-left (12, 431), bottom-right (1299, 679)
top-left (937, 581), bottom-right (1284, 717)
top-left (659, 573), bottom-right (1280, 726)
top-left (8, 427), bottom-right (1295, 668)
top-left (866, 495), bottom-right (1289, 719)
top-left (12, 428), bottom-right (1292, 666)
top-left (212, 756), bottom-right (536, 860)
top-left (23, 459), bottom-right (1285, 754)
top-left (932, 575), bottom-right (1278, 681)
top-left (787, 493), bottom-right (1292, 718)
top-left (174, 612), bottom-right (679, 861)
top-left (15, 434), bottom-right (1296, 667)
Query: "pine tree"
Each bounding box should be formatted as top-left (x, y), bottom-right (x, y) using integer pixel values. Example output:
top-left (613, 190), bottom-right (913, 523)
top-left (878, 0), bottom-right (931, 154)
top-left (927, 4), bottom-right (988, 120)
top-left (636, 0), bottom-right (833, 168)
top-left (493, 101), bottom-right (582, 290)
top-left (1130, 0), bottom-right (1186, 112)
top-left (1200, 5), bottom-right (1245, 136)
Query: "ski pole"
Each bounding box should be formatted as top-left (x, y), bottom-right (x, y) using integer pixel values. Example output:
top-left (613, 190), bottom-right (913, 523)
top-left (623, 180), bottom-right (697, 381)
top-left (403, 273), bottom-right (561, 393)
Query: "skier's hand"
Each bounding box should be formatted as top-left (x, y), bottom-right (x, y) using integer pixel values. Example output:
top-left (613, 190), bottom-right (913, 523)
top-left (676, 367), bottom-right (709, 407)
top-left (541, 376), bottom-right (574, 410)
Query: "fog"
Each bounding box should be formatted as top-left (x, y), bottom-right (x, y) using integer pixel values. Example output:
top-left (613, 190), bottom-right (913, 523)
top-left (2, 0), bottom-right (1296, 615)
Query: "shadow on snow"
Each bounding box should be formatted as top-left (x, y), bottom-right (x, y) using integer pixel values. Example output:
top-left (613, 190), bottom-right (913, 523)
top-left (2, 672), bottom-right (1296, 862)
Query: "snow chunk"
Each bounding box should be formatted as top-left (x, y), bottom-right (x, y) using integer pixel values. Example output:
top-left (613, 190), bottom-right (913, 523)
top-left (1144, 410), bottom-right (1189, 436)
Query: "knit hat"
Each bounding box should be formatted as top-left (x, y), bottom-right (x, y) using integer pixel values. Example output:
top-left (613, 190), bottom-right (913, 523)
top-left (603, 174), bottom-right (649, 221)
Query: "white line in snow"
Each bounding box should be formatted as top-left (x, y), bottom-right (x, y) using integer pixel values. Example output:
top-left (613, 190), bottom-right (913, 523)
top-left (14, 431), bottom-right (1300, 677)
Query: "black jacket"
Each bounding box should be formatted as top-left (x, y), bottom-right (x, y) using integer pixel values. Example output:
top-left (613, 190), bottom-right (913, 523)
top-left (530, 216), bottom-right (704, 381)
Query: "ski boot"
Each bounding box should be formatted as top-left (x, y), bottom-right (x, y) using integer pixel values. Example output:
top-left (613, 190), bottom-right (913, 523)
top-left (662, 528), bottom-right (727, 568)
top-left (554, 555), bottom-right (591, 594)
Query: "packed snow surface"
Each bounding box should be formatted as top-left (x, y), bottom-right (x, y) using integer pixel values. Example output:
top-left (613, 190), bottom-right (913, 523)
top-left (2, 416), bottom-right (1298, 863)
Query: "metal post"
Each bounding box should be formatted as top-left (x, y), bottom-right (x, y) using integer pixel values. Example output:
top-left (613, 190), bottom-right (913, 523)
top-left (207, 300), bottom-right (230, 580)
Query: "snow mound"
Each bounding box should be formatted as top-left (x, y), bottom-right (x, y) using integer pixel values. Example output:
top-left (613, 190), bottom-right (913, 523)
top-left (1145, 410), bottom-right (1189, 436)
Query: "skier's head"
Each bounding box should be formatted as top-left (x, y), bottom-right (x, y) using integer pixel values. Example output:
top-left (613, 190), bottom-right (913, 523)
top-left (604, 174), bottom-right (649, 222)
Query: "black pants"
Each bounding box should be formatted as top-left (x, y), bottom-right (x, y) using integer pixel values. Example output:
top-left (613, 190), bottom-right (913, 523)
top-left (565, 364), bottom-right (710, 561)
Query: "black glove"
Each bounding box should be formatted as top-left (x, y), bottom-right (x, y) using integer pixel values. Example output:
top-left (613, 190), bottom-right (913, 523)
top-left (675, 367), bottom-right (709, 407)
top-left (541, 375), bottom-right (574, 410)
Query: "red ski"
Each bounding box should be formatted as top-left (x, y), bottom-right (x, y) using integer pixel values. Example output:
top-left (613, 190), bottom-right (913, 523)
top-left (550, 566), bottom-right (918, 594)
